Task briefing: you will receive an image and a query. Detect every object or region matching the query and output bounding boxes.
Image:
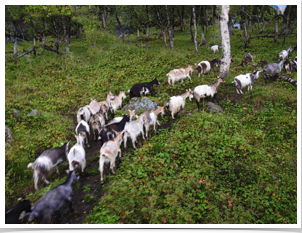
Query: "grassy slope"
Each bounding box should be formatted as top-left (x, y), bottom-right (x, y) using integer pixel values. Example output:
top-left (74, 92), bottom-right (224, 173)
top-left (5, 19), bottom-right (297, 224)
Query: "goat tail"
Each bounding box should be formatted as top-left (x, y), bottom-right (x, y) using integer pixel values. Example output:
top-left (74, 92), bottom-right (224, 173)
top-left (27, 163), bottom-right (33, 168)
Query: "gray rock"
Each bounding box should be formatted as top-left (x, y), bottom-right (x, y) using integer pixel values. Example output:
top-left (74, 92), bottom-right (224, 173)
top-left (12, 109), bottom-right (21, 118)
top-left (260, 107), bottom-right (269, 112)
top-left (290, 159), bottom-right (296, 167)
top-left (5, 126), bottom-right (13, 146)
top-left (206, 102), bottom-right (223, 113)
top-left (122, 97), bottom-right (160, 114)
top-left (29, 109), bottom-right (40, 116)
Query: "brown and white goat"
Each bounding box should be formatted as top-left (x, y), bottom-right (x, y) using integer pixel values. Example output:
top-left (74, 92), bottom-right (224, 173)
top-left (142, 106), bottom-right (165, 138)
top-left (167, 65), bottom-right (194, 85)
top-left (109, 91), bottom-right (126, 114)
top-left (193, 77), bottom-right (225, 109)
top-left (88, 98), bottom-right (100, 115)
top-left (99, 92), bottom-right (115, 119)
top-left (89, 112), bottom-right (105, 140)
top-left (99, 131), bottom-right (124, 184)
top-left (165, 89), bottom-right (193, 119)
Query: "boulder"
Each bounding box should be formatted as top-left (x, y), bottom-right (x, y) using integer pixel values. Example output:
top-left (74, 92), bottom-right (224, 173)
top-left (122, 97), bottom-right (160, 114)
top-left (29, 109), bottom-right (40, 116)
top-left (12, 109), bottom-right (21, 118)
top-left (5, 126), bottom-right (13, 146)
top-left (206, 102), bottom-right (223, 113)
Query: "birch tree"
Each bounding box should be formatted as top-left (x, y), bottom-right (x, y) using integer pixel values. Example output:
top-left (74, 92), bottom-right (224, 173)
top-left (219, 5), bottom-right (231, 79)
top-left (192, 6), bottom-right (198, 54)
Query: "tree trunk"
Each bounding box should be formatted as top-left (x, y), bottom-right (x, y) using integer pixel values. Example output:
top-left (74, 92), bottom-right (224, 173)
top-left (33, 36), bottom-right (36, 46)
top-left (146, 27), bottom-right (150, 37)
top-left (199, 5), bottom-right (207, 46)
top-left (190, 11), bottom-right (194, 42)
top-left (13, 37), bottom-right (18, 57)
top-left (192, 6), bottom-right (198, 54)
top-left (274, 8), bottom-right (279, 43)
top-left (259, 6), bottom-right (266, 34)
top-left (240, 6), bottom-right (249, 48)
top-left (155, 6), bottom-right (168, 49)
top-left (61, 15), bottom-right (70, 53)
top-left (283, 5), bottom-right (290, 45)
top-left (165, 5), bottom-right (174, 50)
top-left (219, 5), bottom-right (231, 79)
top-left (99, 6), bottom-right (106, 29)
top-left (137, 28), bottom-right (140, 38)
top-left (108, 7), bottom-right (114, 28)
top-left (180, 6), bottom-right (184, 31)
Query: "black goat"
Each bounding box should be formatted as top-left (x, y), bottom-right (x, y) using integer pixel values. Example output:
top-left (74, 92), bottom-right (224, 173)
top-left (98, 114), bottom-right (130, 144)
top-left (128, 78), bottom-right (160, 99)
top-left (28, 170), bottom-right (79, 224)
top-left (5, 199), bottom-right (32, 224)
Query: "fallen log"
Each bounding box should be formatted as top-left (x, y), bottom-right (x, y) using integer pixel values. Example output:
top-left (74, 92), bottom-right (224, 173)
top-left (16, 48), bottom-right (36, 58)
top-left (41, 45), bottom-right (65, 55)
top-left (278, 74), bottom-right (297, 86)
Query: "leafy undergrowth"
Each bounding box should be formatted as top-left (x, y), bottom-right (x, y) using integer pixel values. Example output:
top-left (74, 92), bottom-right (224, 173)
top-left (5, 19), bottom-right (297, 224)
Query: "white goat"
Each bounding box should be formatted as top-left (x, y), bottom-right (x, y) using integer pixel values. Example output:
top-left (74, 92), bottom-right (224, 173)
top-left (232, 71), bottom-right (262, 94)
top-left (106, 110), bottom-right (136, 126)
top-left (87, 98), bottom-right (100, 115)
top-left (99, 92), bottom-right (115, 119)
top-left (167, 65), bottom-right (194, 85)
top-left (165, 89), bottom-right (193, 119)
top-left (142, 106), bottom-right (165, 138)
top-left (123, 113), bottom-right (145, 149)
top-left (76, 106), bottom-right (91, 124)
top-left (193, 78), bottom-right (225, 109)
top-left (67, 134), bottom-right (86, 173)
top-left (109, 91), bottom-right (126, 114)
top-left (211, 45), bottom-right (221, 53)
top-left (99, 131), bottom-right (124, 183)
top-left (279, 46), bottom-right (292, 60)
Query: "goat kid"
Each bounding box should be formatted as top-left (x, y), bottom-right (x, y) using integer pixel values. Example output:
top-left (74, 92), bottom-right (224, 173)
top-left (232, 71), bottom-right (262, 94)
top-left (28, 170), bottom-right (79, 224)
top-left (165, 89), bottom-right (193, 119)
top-left (279, 46), bottom-right (292, 60)
top-left (195, 58), bottom-right (220, 77)
top-left (99, 92), bottom-right (115, 119)
top-left (142, 106), bottom-right (165, 138)
top-left (123, 113), bottom-right (145, 149)
top-left (99, 131), bottom-right (124, 184)
top-left (193, 77), bottom-right (225, 109)
top-left (28, 142), bottom-right (70, 190)
top-left (211, 45), bottom-right (221, 53)
top-left (167, 65), bottom-right (194, 85)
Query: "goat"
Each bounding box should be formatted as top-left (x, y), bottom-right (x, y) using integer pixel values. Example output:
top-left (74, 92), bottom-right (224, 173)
top-left (262, 60), bottom-right (284, 83)
top-left (240, 53), bottom-right (253, 66)
top-left (28, 170), bottom-right (79, 224)
top-left (76, 105), bottom-right (91, 124)
top-left (128, 78), bottom-right (160, 99)
top-left (89, 112), bottom-right (105, 141)
top-left (109, 91), bottom-right (126, 115)
top-left (279, 46), bottom-right (292, 60)
top-left (165, 90), bottom-right (193, 119)
top-left (193, 78), bottom-right (225, 109)
top-left (5, 199), bottom-right (32, 224)
top-left (211, 45), bottom-right (221, 53)
top-left (107, 110), bottom-right (136, 125)
top-left (142, 106), bottom-right (165, 138)
top-left (290, 57), bottom-right (297, 72)
top-left (99, 131), bottom-right (124, 184)
top-left (123, 113), bottom-right (145, 149)
top-left (167, 65), bottom-right (194, 85)
top-left (67, 134), bottom-right (86, 173)
top-left (75, 120), bottom-right (90, 148)
top-left (284, 59), bottom-right (292, 74)
top-left (98, 114), bottom-right (130, 144)
top-left (27, 142), bottom-right (70, 190)
top-left (99, 92), bottom-right (115, 120)
top-left (232, 71), bottom-right (262, 94)
top-left (195, 58), bottom-right (220, 77)
top-left (87, 98), bottom-right (100, 115)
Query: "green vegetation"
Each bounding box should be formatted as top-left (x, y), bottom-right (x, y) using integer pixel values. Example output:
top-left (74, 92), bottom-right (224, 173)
top-left (5, 5), bottom-right (297, 224)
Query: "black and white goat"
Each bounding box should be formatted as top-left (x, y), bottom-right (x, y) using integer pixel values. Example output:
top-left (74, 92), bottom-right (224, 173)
top-left (128, 78), bottom-right (160, 99)
top-left (27, 142), bottom-right (70, 190)
top-left (232, 71), bottom-right (262, 94)
top-left (67, 134), bottom-right (86, 173)
top-left (28, 170), bottom-right (79, 224)
top-left (5, 199), bottom-right (32, 224)
top-left (279, 46), bottom-right (292, 60)
top-left (75, 120), bottom-right (90, 148)
top-left (107, 110), bottom-right (136, 125)
top-left (98, 114), bottom-right (130, 144)
top-left (195, 58), bottom-right (220, 77)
